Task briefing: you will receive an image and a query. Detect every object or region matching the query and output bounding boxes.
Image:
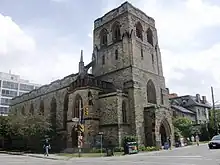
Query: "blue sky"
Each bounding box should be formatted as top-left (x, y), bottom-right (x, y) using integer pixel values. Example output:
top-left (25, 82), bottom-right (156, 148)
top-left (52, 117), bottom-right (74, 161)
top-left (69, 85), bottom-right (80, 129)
top-left (1, 0), bottom-right (220, 102)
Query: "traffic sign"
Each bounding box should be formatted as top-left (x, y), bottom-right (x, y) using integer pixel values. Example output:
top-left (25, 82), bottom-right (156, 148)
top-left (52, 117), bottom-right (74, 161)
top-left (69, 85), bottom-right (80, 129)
top-left (77, 124), bottom-right (84, 133)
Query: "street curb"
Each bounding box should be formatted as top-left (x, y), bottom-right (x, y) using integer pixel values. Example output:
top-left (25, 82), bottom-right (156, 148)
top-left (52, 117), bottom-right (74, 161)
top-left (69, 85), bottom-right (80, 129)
top-left (0, 151), bottom-right (24, 155)
top-left (27, 154), bottom-right (69, 161)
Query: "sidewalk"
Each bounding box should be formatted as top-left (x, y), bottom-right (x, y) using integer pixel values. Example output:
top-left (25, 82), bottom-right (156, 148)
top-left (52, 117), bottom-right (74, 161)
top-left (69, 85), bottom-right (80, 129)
top-left (26, 153), bottom-right (69, 160)
top-left (0, 143), bottom-right (208, 160)
top-left (0, 150), bottom-right (68, 160)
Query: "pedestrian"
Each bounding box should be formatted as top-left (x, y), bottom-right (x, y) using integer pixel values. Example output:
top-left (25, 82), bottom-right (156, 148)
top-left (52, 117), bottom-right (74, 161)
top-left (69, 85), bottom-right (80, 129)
top-left (43, 139), bottom-right (51, 156)
top-left (195, 134), bottom-right (199, 146)
top-left (191, 135), bottom-right (195, 142)
top-left (168, 137), bottom-right (171, 150)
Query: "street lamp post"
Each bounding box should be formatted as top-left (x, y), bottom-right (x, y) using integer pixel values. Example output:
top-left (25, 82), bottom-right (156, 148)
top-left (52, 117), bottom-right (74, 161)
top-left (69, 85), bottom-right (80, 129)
top-left (98, 132), bottom-right (104, 156)
top-left (211, 87), bottom-right (219, 135)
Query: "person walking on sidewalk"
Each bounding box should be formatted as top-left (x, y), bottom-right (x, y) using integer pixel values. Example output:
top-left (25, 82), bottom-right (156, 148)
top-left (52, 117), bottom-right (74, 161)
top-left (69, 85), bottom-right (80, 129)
top-left (43, 139), bottom-right (51, 156)
top-left (195, 134), bottom-right (200, 146)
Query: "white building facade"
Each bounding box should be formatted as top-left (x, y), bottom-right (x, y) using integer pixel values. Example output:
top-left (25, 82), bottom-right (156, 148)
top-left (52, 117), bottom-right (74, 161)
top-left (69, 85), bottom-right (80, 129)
top-left (0, 72), bottom-right (41, 116)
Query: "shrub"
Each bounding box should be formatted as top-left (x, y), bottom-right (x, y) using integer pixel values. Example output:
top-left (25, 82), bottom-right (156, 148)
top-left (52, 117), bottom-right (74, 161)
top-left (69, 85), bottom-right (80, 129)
top-left (138, 145), bottom-right (146, 151)
top-left (122, 135), bottom-right (137, 145)
top-left (89, 148), bottom-right (105, 153)
top-left (145, 146), bottom-right (160, 151)
top-left (114, 147), bottom-right (124, 152)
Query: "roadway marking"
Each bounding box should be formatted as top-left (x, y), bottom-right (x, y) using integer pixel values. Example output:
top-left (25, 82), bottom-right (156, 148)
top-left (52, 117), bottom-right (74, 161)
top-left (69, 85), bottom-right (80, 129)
top-left (145, 156), bottom-right (202, 158)
top-left (74, 160), bottom-right (196, 165)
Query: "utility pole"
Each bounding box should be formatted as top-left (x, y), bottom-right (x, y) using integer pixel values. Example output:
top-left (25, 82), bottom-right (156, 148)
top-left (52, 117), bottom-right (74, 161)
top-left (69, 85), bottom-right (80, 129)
top-left (211, 86), bottom-right (218, 135)
top-left (78, 99), bottom-right (82, 157)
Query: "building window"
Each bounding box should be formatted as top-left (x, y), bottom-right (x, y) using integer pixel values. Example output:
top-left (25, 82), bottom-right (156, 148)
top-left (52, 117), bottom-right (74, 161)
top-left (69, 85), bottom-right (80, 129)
top-left (63, 94), bottom-right (69, 129)
top-left (151, 54), bottom-right (154, 64)
top-left (115, 49), bottom-right (118, 60)
top-left (29, 103), bottom-right (34, 115)
top-left (198, 109), bottom-right (200, 116)
top-left (147, 80), bottom-right (157, 104)
top-left (112, 22), bottom-right (121, 42)
top-left (88, 91), bottom-right (93, 105)
top-left (102, 55), bottom-right (105, 65)
top-left (1, 89), bottom-right (17, 97)
top-left (73, 94), bottom-right (83, 118)
top-left (160, 88), bottom-right (164, 104)
top-left (147, 28), bottom-right (153, 46)
top-left (141, 48), bottom-right (143, 59)
top-left (21, 106), bottom-right (25, 115)
top-left (50, 97), bottom-right (57, 129)
top-left (2, 81), bottom-right (18, 90)
top-left (0, 98), bottom-right (11, 105)
top-left (0, 107), bottom-right (9, 115)
top-left (122, 101), bottom-right (127, 123)
top-left (136, 22), bottom-right (143, 40)
top-left (39, 100), bottom-right (44, 115)
top-left (100, 28), bottom-right (108, 46)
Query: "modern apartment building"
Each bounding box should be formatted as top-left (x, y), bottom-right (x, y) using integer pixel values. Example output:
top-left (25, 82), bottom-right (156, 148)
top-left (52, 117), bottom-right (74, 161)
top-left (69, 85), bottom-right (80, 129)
top-left (0, 72), bottom-right (41, 116)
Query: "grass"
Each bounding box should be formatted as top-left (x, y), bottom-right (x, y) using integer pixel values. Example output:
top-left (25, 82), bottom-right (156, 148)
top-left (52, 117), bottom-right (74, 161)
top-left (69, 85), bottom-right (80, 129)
top-left (57, 152), bottom-right (124, 158)
top-left (200, 141), bottom-right (209, 144)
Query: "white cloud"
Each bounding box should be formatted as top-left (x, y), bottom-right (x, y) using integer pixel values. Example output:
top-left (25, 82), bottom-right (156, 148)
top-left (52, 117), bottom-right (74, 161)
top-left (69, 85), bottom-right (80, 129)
top-left (0, 14), bottom-right (36, 54)
top-left (0, 13), bottom-right (82, 85)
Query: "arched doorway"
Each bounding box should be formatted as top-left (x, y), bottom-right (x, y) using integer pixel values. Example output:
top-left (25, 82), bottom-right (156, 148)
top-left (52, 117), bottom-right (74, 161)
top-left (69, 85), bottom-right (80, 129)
top-left (160, 124), bottom-right (167, 146)
top-left (71, 128), bottom-right (78, 148)
top-left (159, 118), bottom-right (171, 147)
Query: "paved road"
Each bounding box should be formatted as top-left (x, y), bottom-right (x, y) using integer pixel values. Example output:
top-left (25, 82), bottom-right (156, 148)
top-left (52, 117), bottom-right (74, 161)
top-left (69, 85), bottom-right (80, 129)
top-left (1, 144), bottom-right (220, 165)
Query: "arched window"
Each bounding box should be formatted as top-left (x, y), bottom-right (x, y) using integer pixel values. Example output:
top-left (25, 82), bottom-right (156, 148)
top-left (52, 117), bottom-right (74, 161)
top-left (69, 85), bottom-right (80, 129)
top-left (29, 103), bottom-right (34, 115)
top-left (115, 49), bottom-right (118, 60)
top-left (50, 97), bottom-right (57, 129)
top-left (122, 101), bottom-right (127, 123)
top-left (141, 48), bottom-right (143, 59)
top-left (63, 94), bottom-right (69, 129)
top-left (112, 22), bottom-right (121, 42)
top-left (136, 22), bottom-right (143, 40)
top-left (100, 28), bottom-right (108, 46)
top-left (151, 54), bottom-right (154, 64)
top-left (39, 100), bottom-right (44, 115)
top-left (102, 55), bottom-right (105, 65)
top-left (21, 106), bottom-right (25, 115)
top-left (147, 80), bottom-right (157, 104)
top-left (147, 28), bottom-right (153, 46)
top-left (73, 94), bottom-right (83, 118)
top-left (88, 91), bottom-right (93, 106)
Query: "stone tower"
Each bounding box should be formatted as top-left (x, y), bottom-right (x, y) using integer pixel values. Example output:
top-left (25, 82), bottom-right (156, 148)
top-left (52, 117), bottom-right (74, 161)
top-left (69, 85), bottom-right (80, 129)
top-left (92, 2), bottom-right (173, 147)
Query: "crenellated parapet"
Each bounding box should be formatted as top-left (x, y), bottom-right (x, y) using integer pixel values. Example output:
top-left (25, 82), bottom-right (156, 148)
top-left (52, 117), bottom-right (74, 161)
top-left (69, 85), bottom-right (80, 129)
top-left (94, 1), bottom-right (155, 30)
top-left (11, 73), bottom-right (79, 106)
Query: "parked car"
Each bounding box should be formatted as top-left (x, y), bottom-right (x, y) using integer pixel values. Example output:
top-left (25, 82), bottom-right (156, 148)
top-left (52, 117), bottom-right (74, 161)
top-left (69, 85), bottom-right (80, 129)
top-left (208, 135), bottom-right (220, 149)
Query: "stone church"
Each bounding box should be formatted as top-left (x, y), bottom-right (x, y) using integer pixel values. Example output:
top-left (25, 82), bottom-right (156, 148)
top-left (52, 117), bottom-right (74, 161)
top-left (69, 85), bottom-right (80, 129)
top-left (10, 2), bottom-right (173, 149)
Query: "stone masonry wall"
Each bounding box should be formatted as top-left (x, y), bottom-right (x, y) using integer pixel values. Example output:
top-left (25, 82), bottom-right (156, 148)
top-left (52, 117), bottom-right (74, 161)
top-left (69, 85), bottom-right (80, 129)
top-left (10, 86), bottom-right (70, 130)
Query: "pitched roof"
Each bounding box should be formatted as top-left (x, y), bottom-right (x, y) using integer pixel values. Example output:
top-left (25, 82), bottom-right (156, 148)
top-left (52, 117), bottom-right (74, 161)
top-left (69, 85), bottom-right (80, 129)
top-left (171, 105), bottom-right (195, 114)
top-left (170, 95), bottom-right (211, 108)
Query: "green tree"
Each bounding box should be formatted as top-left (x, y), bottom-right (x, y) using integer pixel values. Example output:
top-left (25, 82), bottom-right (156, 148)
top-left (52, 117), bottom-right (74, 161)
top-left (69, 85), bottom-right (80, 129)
top-left (1, 111), bottom-right (51, 151)
top-left (173, 117), bottom-right (193, 138)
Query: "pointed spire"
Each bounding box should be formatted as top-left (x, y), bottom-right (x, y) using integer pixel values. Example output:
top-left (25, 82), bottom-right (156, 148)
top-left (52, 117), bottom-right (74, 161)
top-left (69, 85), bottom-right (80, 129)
top-left (80, 50), bottom-right (83, 62)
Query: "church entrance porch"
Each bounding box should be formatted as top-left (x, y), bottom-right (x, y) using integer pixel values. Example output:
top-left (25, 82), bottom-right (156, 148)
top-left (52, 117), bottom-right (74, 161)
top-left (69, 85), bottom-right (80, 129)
top-left (159, 118), bottom-right (172, 148)
top-left (160, 124), bottom-right (167, 146)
